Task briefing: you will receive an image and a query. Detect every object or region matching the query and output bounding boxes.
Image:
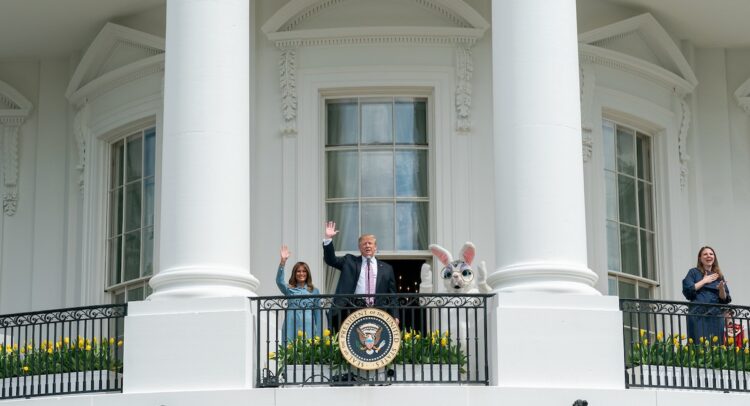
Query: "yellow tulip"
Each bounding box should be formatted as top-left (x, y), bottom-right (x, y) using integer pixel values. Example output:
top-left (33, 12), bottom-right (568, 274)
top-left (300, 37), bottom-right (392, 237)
top-left (688, 338), bottom-right (694, 345)
top-left (745, 348), bottom-right (749, 355)
top-left (681, 334), bottom-right (686, 340)
top-left (712, 336), bottom-right (718, 344)
top-left (728, 337), bottom-right (735, 345)
top-left (268, 352), bottom-right (276, 359)
top-left (47, 348), bottom-right (53, 354)
top-left (110, 338), bottom-right (115, 345)
top-left (117, 340), bottom-right (123, 347)
top-left (22, 366), bottom-right (29, 373)
top-left (323, 329), bottom-right (331, 337)
top-left (440, 337), bottom-right (448, 347)
top-left (64, 337), bottom-right (70, 345)
top-left (656, 332), bottom-right (663, 341)
top-left (56, 342), bottom-right (62, 349)
top-left (297, 330), bottom-right (304, 338)
top-left (699, 337), bottom-right (705, 344)
top-left (444, 331), bottom-right (450, 337)
top-left (20, 347), bottom-right (26, 354)
top-left (404, 332), bottom-right (412, 341)
top-left (639, 329), bottom-right (646, 337)
top-left (325, 339), bottom-right (331, 346)
top-left (643, 339), bottom-right (648, 346)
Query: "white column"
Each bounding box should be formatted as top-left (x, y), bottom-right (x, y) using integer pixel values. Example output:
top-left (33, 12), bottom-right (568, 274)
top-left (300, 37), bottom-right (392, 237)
top-left (149, 0), bottom-right (258, 299)
top-left (487, 1), bottom-right (624, 389)
top-left (488, 0), bottom-right (598, 295)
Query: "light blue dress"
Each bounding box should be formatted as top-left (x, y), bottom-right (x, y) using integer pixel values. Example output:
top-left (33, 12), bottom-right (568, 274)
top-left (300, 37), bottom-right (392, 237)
top-left (276, 266), bottom-right (322, 342)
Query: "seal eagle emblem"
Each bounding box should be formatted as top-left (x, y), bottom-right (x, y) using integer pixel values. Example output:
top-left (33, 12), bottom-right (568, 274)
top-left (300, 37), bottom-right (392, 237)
top-left (339, 308), bottom-right (401, 370)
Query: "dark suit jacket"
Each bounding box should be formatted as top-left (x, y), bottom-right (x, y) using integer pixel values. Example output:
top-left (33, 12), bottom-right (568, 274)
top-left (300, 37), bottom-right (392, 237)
top-left (323, 241), bottom-right (397, 318)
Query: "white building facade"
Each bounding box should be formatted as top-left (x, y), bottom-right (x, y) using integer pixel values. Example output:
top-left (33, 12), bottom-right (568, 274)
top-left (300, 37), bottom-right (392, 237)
top-left (0, 0), bottom-right (749, 404)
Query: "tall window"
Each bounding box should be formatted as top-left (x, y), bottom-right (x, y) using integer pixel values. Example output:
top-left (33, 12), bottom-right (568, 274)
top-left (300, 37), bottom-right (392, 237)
top-left (107, 127), bottom-right (156, 303)
top-left (603, 120), bottom-right (657, 299)
top-left (325, 97), bottom-right (429, 253)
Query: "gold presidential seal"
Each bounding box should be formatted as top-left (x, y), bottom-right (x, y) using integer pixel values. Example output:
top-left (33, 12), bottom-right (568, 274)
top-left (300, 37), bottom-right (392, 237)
top-left (338, 308), bottom-right (401, 370)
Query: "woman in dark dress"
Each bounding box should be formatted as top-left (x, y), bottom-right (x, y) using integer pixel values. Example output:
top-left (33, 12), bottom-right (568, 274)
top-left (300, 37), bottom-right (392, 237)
top-left (682, 246), bottom-right (731, 343)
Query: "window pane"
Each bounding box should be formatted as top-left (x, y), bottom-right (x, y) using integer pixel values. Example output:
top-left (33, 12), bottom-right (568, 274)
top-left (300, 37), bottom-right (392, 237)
top-left (361, 151), bottom-right (393, 197)
top-left (605, 171), bottom-right (617, 220)
top-left (124, 181), bottom-right (142, 232)
top-left (608, 277), bottom-right (617, 296)
top-left (126, 136), bottom-right (143, 182)
top-left (620, 225), bottom-right (639, 276)
top-left (636, 133), bottom-right (652, 181)
top-left (640, 230), bottom-right (655, 281)
top-left (127, 286), bottom-right (144, 302)
top-left (395, 100), bottom-right (427, 145)
top-left (327, 202), bottom-right (359, 251)
top-left (618, 280), bottom-right (636, 299)
top-left (362, 203), bottom-right (394, 251)
top-left (395, 150), bottom-right (428, 197)
top-left (111, 140), bottom-right (124, 187)
top-left (606, 220), bottom-right (621, 272)
top-left (109, 237), bottom-right (122, 286)
top-left (144, 128), bottom-right (156, 177)
top-left (396, 202), bottom-right (428, 250)
top-left (361, 101), bottom-right (393, 144)
top-left (638, 285), bottom-right (650, 300)
top-left (142, 227), bottom-right (154, 277)
top-left (327, 100), bottom-right (358, 146)
top-left (124, 231), bottom-right (141, 282)
top-left (618, 174), bottom-right (637, 226)
top-left (114, 292), bottom-right (125, 304)
top-left (145, 283), bottom-right (153, 298)
top-left (144, 177), bottom-right (155, 227)
top-left (616, 126), bottom-right (635, 176)
top-left (638, 181), bottom-right (653, 231)
top-left (327, 151), bottom-right (359, 198)
top-left (110, 189), bottom-right (123, 237)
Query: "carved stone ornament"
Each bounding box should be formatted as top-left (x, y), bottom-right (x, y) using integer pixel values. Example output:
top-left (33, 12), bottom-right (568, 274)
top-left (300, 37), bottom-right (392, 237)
top-left (262, 0), bottom-right (489, 137)
top-left (579, 64), bottom-right (596, 162)
top-left (675, 94), bottom-right (691, 190)
top-left (455, 45), bottom-right (474, 133)
top-left (0, 80), bottom-right (32, 216)
top-left (279, 48), bottom-right (298, 136)
top-left (73, 104), bottom-right (91, 190)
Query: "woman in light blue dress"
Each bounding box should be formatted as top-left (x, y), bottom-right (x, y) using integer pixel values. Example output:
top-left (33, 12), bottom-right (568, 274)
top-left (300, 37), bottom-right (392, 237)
top-left (276, 245), bottom-right (322, 342)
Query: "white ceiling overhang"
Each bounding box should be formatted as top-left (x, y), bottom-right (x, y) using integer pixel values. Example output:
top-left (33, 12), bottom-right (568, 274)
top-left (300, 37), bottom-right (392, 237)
top-left (579, 13), bottom-right (697, 95)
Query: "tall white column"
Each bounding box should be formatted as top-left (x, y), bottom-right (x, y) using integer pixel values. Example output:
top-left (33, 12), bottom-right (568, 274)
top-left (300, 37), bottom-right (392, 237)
top-left (149, 0), bottom-right (258, 299)
top-left (488, 0), bottom-right (598, 295)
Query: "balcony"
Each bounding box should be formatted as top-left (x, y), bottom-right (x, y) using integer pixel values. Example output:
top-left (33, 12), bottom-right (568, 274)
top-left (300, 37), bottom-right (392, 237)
top-left (620, 298), bottom-right (749, 393)
top-left (0, 304), bottom-right (126, 400)
top-left (250, 293), bottom-right (492, 386)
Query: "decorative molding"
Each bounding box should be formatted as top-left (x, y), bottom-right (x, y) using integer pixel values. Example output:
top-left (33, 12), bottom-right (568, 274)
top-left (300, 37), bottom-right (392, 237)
top-left (66, 23), bottom-right (165, 107)
top-left (579, 13), bottom-right (697, 96)
top-left (73, 104), bottom-right (91, 191)
top-left (580, 64), bottom-right (596, 162)
top-left (455, 45), bottom-right (473, 133)
top-left (0, 80), bottom-right (32, 216)
top-left (734, 77), bottom-right (750, 115)
top-left (675, 94), bottom-right (691, 190)
top-left (279, 48), bottom-right (298, 136)
top-left (270, 28), bottom-right (482, 49)
top-left (579, 13), bottom-right (697, 87)
top-left (2, 125), bottom-right (20, 215)
top-left (265, 0), bottom-right (488, 34)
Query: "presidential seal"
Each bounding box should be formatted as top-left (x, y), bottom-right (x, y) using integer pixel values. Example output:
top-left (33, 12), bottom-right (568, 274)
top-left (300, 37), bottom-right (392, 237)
top-left (339, 308), bottom-right (401, 370)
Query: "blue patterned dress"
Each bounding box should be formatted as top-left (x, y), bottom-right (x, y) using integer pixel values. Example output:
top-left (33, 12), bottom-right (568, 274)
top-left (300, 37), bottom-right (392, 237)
top-left (276, 266), bottom-right (322, 342)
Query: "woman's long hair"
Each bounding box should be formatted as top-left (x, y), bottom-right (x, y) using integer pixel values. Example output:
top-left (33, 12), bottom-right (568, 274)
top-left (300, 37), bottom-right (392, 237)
top-left (288, 262), bottom-right (314, 292)
top-left (695, 246), bottom-right (724, 280)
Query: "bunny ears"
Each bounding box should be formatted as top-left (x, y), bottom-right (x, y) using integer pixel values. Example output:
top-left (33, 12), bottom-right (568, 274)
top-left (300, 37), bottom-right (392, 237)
top-left (429, 242), bottom-right (476, 266)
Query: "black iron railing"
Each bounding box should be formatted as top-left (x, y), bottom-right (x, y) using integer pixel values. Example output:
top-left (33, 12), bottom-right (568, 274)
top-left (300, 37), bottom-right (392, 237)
top-left (251, 293), bottom-right (492, 387)
top-left (620, 299), bottom-right (749, 392)
top-left (0, 304), bottom-right (126, 399)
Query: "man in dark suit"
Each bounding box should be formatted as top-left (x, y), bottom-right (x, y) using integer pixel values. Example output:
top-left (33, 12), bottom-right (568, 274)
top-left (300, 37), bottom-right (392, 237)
top-left (323, 221), bottom-right (398, 331)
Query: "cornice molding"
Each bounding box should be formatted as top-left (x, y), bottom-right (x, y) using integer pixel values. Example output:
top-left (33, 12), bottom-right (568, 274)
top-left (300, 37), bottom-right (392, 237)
top-left (66, 23), bottom-right (165, 107)
top-left (579, 44), bottom-right (695, 95)
top-left (734, 77), bottom-right (750, 115)
top-left (263, 0), bottom-right (488, 34)
top-left (579, 13), bottom-right (697, 88)
top-left (0, 80), bottom-right (32, 216)
top-left (268, 27), bottom-right (484, 48)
